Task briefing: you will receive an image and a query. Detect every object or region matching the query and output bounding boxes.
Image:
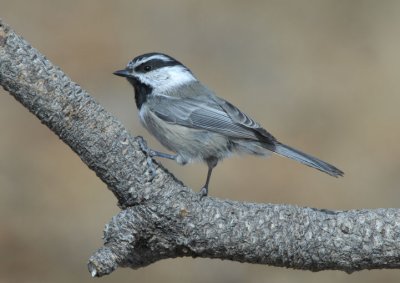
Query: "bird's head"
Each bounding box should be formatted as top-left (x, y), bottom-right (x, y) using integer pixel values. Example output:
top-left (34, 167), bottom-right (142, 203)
top-left (114, 52), bottom-right (197, 95)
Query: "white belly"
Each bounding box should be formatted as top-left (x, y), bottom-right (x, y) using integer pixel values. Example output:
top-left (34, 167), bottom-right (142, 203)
top-left (139, 106), bottom-right (231, 164)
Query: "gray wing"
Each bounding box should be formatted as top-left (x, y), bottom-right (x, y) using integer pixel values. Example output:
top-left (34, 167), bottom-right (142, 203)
top-left (150, 94), bottom-right (276, 142)
top-left (210, 96), bottom-right (276, 141)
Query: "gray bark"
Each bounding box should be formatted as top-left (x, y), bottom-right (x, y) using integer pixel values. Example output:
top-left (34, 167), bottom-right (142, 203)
top-left (1, 19), bottom-right (399, 277)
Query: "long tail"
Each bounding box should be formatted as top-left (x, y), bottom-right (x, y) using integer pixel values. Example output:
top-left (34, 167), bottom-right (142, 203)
top-left (273, 142), bottom-right (344, 177)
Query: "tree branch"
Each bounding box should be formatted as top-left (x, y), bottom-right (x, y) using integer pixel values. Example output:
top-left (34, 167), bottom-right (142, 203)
top-left (1, 19), bottom-right (399, 277)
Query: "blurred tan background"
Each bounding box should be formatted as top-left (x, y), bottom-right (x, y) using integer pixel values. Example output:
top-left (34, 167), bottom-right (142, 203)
top-left (1, 0), bottom-right (400, 282)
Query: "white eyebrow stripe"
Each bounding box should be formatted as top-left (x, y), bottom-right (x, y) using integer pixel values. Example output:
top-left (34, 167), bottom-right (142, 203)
top-left (128, 54), bottom-right (173, 69)
top-left (143, 54), bottom-right (172, 62)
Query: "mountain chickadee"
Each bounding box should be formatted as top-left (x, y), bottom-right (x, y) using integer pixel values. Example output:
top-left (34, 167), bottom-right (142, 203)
top-left (114, 52), bottom-right (344, 197)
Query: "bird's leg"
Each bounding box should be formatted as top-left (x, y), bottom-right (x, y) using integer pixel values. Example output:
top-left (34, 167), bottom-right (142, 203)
top-left (198, 167), bottom-right (213, 198)
top-left (136, 136), bottom-right (177, 178)
top-left (199, 157), bottom-right (218, 198)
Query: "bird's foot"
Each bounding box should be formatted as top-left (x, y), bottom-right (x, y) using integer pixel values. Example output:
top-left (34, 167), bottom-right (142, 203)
top-left (136, 136), bottom-right (178, 179)
top-left (198, 187), bottom-right (208, 200)
top-left (136, 136), bottom-right (157, 179)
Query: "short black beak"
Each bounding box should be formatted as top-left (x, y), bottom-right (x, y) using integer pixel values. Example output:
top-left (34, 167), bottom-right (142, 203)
top-left (113, 69), bottom-right (132, 78)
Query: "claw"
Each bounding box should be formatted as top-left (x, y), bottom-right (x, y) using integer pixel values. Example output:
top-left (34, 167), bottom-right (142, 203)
top-left (137, 136), bottom-right (157, 179)
top-left (146, 156), bottom-right (157, 179)
top-left (137, 136), bottom-right (149, 153)
top-left (136, 136), bottom-right (177, 180)
top-left (198, 187), bottom-right (208, 200)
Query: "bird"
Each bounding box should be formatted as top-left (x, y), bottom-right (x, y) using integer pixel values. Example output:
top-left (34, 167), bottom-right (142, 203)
top-left (113, 52), bottom-right (343, 197)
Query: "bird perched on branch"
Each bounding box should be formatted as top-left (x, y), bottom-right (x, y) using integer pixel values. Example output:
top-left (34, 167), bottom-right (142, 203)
top-left (114, 52), bottom-right (343, 197)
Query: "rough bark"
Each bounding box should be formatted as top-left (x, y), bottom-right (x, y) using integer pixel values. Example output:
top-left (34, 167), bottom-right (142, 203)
top-left (1, 19), bottom-right (399, 277)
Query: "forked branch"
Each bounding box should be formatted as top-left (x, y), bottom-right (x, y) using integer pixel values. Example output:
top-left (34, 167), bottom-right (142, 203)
top-left (1, 20), bottom-right (399, 277)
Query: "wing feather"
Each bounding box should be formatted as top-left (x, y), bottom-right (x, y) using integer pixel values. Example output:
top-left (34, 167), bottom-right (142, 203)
top-left (211, 96), bottom-right (276, 141)
top-left (150, 95), bottom-right (262, 139)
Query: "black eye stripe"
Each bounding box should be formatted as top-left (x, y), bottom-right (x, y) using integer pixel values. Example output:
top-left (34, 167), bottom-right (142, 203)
top-left (134, 59), bottom-right (181, 73)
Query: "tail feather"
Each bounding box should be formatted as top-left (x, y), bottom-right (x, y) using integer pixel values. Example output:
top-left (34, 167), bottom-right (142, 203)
top-left (273, 143), bottom-right (344, 177)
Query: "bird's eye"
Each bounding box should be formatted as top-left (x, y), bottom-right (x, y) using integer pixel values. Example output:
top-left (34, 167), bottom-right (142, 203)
top-left (144, 65), bottom-right (152, 71)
